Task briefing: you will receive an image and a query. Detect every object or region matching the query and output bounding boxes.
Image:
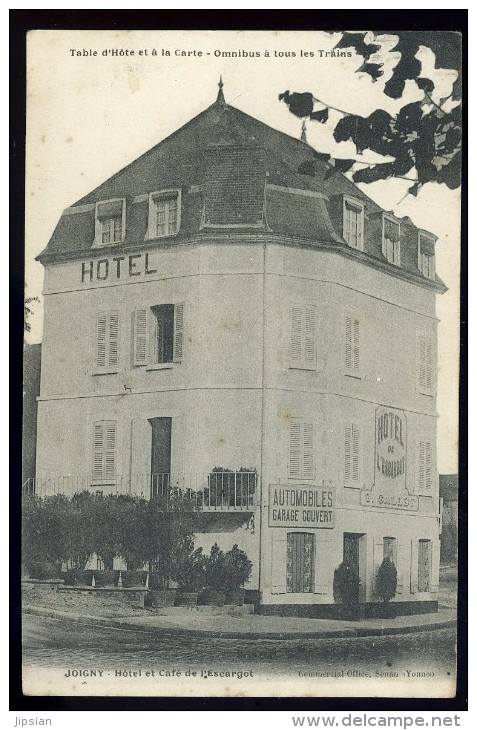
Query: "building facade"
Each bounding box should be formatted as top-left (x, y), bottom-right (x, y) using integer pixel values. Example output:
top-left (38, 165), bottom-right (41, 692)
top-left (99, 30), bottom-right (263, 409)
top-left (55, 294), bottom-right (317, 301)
top-left (32, 83), bottom-right (446, 615)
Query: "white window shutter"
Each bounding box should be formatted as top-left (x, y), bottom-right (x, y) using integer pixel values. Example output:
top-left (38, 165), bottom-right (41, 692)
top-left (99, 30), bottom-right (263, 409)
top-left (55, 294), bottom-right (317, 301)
top-left (290, 306), bottom-right (303, 365)
top-left (345, 315), bottom-right (353, 371)
top-left (96, 314), bottom-right (107, 368)
top-left (302, 422), bottom-right (314, 479)
top-left (344, 425), bottom-right (351, 481)
top-left (425, 442), bottom-right (432, 490)
top-left (426, 340), bottom-right (433, 392)
top-left (271, 532), bottom-right (287, 594)
top-left (313, 535), bottom-right (331, 595)
top-left (132, 309), bottom-right (148, 366)
top-left (93, 420), bottom-right (116, 481)
top-left (108, 312), bottom-right (119, 367)
top-left (353, 317), bottom-right (360, 372)
top-left (343, 203), bottom-right (351, 242)
top-left (173, 303), bottom-right (184, 363)
top-left (418, 338), bottom-right (427, 391)
top-left (304, 307), bottom-right (317, 367)
top-left (289, 421), bottom-right (301, 478)
top-left (352, 424), bottom-right (360, 481)
top-left (93, 422), bottom-right (104, 479)
top-left (418, 441), bottom-right (425, 492)
top-left (104, 421), bottom-right (116, 479)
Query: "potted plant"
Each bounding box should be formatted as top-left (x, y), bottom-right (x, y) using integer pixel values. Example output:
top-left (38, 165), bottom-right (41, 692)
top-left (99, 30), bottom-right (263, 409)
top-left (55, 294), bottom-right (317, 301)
top-left (223, 545), bottom-right (253, 605)
top-left (374, 557), bottom-right (397, 617)
top-left (201, 543), bottom-right (227, 606)
top-left (174, 548), bottom-right (205, 606)
top-left (333, 561), bottom-right (361, 620)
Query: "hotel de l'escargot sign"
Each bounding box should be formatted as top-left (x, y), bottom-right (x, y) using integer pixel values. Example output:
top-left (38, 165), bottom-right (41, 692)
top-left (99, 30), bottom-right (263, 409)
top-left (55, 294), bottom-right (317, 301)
top-left (360, 406), bottom-right (419, 511)
top-left (269, 484), bottom-right (334, 528)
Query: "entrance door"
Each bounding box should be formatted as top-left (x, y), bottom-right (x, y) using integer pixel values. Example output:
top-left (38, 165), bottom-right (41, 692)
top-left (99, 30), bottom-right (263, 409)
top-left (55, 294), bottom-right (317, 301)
top-left (286, 532), bottom-right (315, 593)
top-left (343, 533), bottom-right (363, 602)
top-left (418, 539), bottom-right (431, 592)
top-left (149, 417), bottom-right (172, 498)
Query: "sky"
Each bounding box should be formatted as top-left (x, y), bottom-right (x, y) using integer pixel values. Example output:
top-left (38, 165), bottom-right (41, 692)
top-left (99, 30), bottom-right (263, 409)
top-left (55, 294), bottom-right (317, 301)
top-left (24, 29), bottom-right (461, 473)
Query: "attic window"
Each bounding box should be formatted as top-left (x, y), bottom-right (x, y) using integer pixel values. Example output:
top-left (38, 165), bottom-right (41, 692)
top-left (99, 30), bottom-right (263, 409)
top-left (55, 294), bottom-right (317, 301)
top-left (418, 232), bottom-right (436, 280)
top-left (343, 197), bottom-right (364, 251)
top-left (94, 199), bottom-right (125, 247)
top-left (382, 215), bottom-right (401, 266)
top-left (146, 189), bottom-right (181, 240)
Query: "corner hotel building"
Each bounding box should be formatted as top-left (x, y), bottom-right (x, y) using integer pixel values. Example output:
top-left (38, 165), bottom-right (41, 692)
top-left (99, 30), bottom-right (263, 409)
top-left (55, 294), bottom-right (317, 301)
top-left (32, 82), bottom-right (445, 615)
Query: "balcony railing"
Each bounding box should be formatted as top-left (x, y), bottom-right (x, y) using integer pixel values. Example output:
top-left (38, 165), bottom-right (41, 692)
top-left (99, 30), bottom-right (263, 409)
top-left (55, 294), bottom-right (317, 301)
top-left (22, 471), bottom-right (257, 512)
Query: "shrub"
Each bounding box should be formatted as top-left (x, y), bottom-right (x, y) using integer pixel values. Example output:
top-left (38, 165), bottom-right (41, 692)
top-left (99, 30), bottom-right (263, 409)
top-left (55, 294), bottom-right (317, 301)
top-left (204, 543), bottom-right (227, 591)
top-left (27, 561), bottom-right (62, 580)
top-left (375, 557), bottom-right (397, 603)
top-left (333, 561), bottom-right (360, 605)
top-left (173, 548), bottom-right (206, 593)
top-left (223, 545), bottom-right (252, 592)
top-left (117, 570), bottom-right (148, 588)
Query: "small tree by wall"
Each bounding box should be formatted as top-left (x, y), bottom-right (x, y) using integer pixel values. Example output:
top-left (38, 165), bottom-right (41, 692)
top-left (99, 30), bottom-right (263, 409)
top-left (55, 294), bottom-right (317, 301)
top-left (333, 561), bottom-right (360, 606)
top-left (375, 557), bottom-right (397, 603)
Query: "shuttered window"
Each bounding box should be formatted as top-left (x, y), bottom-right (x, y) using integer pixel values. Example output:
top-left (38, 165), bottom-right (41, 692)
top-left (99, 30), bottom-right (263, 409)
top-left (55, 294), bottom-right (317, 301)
top-left (344, 423), bottom-right (360, 483)
top-left (96, 311), bottom-right (119, 370)
top-left (289, 419), bottom-right (314, 480)
top-left (343, 199), bottom-right (364, 250)
top-left (93, 420), bottom-right (117, 481)
top-left (418, 233), bottom-right (436, 281)
top-left (132, 304), bottom-right (184, 367)
top-left (290, 305), bottom-right (317, 369)
top-left (418, 441), bottom-right (433, 492)
top-left (418, 539), bottom-right (431, 592)
top-left (382, 216), bottom-right (401, 265)
top-left (345, 314), bottom-right (360, 375)
top-left (418, 335), bottom-right (435, 395)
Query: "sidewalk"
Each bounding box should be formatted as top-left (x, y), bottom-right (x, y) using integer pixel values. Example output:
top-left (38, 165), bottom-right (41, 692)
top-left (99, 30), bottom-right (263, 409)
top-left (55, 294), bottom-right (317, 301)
top-left (23, 603), bottom-right (457, 640)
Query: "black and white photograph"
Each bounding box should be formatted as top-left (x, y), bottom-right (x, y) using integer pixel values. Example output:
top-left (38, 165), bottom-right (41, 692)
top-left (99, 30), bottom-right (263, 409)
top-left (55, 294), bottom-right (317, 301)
top-left (20, 26), bottom-right (462, 700)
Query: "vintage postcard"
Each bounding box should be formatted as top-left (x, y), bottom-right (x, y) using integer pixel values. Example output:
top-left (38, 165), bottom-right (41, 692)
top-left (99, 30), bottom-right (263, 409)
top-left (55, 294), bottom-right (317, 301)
top-left (22, 28), bottom-right (461, 698)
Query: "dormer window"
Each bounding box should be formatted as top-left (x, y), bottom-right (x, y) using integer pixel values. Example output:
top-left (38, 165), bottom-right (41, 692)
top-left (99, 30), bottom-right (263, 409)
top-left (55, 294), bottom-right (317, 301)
top-left (343, 197), bottom-right (364, 251)
top-left (418, 232), bottom-right (436, 280)
top-left (382, 215), bottom-right (401, 266)
top-left (94, 199), bottom-right (125, 247)
top-left (147, 190), bottom-right (181, 239)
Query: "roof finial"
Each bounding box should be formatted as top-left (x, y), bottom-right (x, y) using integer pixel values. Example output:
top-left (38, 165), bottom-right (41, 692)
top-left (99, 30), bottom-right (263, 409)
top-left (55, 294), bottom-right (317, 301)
top-left (216, 75), bottom-right (225, 105)
top-left (301, 119), bottom-right (307, 143)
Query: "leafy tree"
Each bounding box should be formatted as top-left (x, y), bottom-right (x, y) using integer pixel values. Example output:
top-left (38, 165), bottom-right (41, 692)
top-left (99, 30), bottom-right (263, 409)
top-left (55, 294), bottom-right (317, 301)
top-left (24, 296), bottom-right (40, 333)
top-left (375, 556), bottom-right (398, 603)
top-left (280, 31), bottom-right (461, 196)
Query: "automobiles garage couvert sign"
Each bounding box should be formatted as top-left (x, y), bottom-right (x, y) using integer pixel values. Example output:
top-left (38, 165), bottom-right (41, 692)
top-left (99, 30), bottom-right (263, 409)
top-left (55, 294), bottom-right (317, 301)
top-left (268, 485), bottom-right (334, 528)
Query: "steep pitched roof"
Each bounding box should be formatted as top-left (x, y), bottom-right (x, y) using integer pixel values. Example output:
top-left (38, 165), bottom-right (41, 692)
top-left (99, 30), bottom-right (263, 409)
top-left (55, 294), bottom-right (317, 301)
top-left (36, 90), bottom-right (446, 292)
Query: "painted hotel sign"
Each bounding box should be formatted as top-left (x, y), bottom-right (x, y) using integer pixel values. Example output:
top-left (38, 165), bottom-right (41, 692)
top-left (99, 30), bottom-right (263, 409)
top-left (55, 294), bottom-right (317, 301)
top-left (268, 485), bottom-right (334, 528)
top-left (375, 406), bottom-right (407, 490)
top-left (360, 406), bottom-right (418, 511)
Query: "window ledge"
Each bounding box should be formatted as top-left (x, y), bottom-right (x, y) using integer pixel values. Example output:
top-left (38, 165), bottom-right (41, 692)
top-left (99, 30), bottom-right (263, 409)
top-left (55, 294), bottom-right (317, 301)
top-left (419, 391), bottom-right (435, 397)
top-left (289, 365), bottom-right (317, 372)
top-left (343, 482), bottom-right (361, 490)
top-left (344, 372), bottom-right (362, 380)
top-left (92, 369), bottom-right (119, 376)
top-left (145, 363), bottom-right (174, 371)
top-left (144, 231), bottom-right (179, 242)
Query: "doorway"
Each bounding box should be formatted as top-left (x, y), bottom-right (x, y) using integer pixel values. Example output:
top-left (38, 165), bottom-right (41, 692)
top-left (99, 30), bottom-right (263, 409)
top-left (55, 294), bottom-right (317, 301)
top-left (149, 417), bottom-right (172, 498)
top-left (343, 532), bottom-right (366, 602)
